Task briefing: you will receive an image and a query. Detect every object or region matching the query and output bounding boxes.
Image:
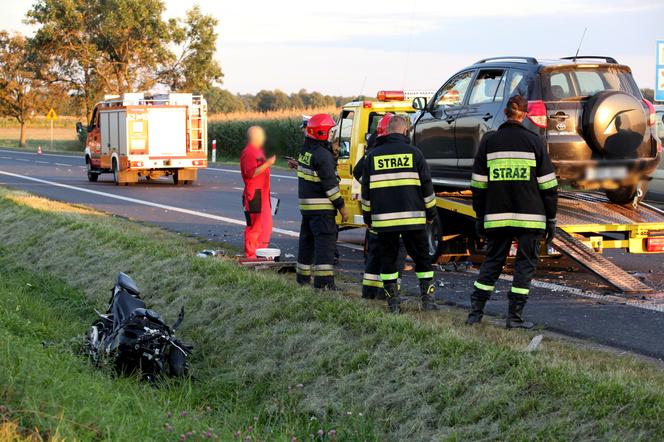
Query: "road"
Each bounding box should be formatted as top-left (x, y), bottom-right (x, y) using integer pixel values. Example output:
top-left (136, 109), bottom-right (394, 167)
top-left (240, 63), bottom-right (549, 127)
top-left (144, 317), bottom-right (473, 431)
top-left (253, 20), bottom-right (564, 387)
top-left (1, 148), bottom-right (664, 360)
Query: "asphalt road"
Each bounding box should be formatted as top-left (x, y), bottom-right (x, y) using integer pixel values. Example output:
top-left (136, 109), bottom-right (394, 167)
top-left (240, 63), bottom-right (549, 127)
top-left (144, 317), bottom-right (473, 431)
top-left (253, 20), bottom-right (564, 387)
top-left (2, 148), bottom-right (664, 360)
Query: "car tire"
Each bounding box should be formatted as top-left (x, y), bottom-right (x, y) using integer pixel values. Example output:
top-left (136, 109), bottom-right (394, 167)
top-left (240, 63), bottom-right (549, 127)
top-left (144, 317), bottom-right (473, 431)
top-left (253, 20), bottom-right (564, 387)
top-left (605, 181), bottom-right (649, 207)
top-left (425, 216), bottom-right (444, 262)
top-left (86, 159), bottom-right (99, 182)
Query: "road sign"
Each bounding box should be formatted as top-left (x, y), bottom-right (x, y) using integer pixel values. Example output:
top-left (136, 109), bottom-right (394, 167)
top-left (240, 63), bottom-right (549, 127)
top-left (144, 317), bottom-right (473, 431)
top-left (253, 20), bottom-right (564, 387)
top-left (656, 40), bottom-right (664, 102)
top-left (45, 108), bottom-right (58, 121)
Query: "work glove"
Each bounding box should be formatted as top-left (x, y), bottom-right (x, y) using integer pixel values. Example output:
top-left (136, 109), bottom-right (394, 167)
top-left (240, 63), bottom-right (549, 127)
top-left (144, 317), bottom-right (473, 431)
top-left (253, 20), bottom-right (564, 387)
top-left (475, 219), bottom-right (485, 239)
top-left (545, 219), bottom-right (557, 244)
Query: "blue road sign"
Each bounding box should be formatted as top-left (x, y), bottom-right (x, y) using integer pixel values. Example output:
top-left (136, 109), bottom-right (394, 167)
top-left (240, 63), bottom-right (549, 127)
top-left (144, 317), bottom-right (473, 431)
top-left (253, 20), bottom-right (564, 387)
top-left (657, 40), bottom-right (664, 102)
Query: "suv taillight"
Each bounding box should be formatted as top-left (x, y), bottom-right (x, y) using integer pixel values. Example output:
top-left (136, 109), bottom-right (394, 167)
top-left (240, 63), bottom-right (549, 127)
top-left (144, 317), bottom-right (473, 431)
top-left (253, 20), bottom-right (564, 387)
top-left (527, 100), bottom-right (547, 128)
top-left (643, 98), bottom-right (656, 127)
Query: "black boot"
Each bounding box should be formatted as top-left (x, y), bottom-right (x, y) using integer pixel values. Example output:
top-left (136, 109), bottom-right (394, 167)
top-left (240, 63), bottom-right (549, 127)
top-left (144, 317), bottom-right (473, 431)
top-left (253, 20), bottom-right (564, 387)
top-left (383, 282), bottom-right (401, 313)
top-left (465, 291), bottom-right (489, 325)
top-left (506, 294), bottom-right (534, 329)
top-left (361, 285), bottom-right (376, 299)
top-left (296, 275), bottom-right (311, 286)
top-left (419, 280), bottom-right (438, 311)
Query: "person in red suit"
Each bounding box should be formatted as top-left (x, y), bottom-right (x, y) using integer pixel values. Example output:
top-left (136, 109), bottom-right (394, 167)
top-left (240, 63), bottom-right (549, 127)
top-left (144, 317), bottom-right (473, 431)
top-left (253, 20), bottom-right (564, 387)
top-left (240, 126), bottom-right (276, 258)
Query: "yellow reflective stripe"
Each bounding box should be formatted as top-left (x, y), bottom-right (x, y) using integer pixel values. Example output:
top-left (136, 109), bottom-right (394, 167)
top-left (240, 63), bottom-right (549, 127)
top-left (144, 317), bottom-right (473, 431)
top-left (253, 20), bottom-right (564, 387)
top-left (425, 198), bottom-right (436, 209)
top-left (380, 272), bottom-right (399, 281)
top-left (511, 287), bottom-right (530, 295)
top-left (325, 186), bottom-right (340, 197)
top-left (538, 179), bottom-right (558, 190)
top-left (300, 204), bottom-right (335, 211)
top-left (485, 220), bottom-right (546, 229)
top-left (471, 180), bottom-right (488, 189)
top-left (474, 281), bottom-right (494, 291)
top-left (487, 158), bottom-right (536, 168)
top-left (369, 178), bottom-right (421, 189)
top-left (471, 173), bottom-right (488, 182)
top-left (296, 263), bottom-right (312, 276)
top-left (328, 192), bottom-right (342, 201)
top-left (313, 270), bottom-right (334, 276)
top-left (487, 151), bottom-right (535, 160)
top-left (363, 278), bottom-right (383, 288)
top-left (297, 171), bottom-right (321, 182)
top-left (372, 217), bottom-right (426, 228)
top-left (416, 271), bottom-right (434, 279)
top-left (362, 203), bottom-right (370, 211)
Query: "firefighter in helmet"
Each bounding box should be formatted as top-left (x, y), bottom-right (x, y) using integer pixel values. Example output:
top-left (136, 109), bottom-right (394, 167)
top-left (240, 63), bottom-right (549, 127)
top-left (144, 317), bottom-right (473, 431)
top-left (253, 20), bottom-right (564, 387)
top-left (466, 95), bottom-right (558, 328)
top-left (361, 115), bottom-right (439, 313)
top-left (296, 113), bottom-right (348, 289)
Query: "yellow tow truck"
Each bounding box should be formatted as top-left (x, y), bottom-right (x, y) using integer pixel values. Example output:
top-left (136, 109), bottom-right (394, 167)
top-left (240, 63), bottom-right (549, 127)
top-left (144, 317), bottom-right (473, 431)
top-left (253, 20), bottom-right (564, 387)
top-left (333, 90), bottom-right (664, 294)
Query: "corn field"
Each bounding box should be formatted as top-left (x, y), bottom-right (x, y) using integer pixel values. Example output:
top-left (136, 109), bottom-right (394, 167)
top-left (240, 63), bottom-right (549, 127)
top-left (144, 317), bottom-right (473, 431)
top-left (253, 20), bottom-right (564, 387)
top-left (208, 107), bottom-right (339, 159)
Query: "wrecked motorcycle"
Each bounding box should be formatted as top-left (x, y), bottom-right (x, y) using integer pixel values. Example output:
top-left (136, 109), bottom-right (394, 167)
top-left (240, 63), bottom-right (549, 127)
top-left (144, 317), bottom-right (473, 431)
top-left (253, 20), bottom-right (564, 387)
top-left (86, 272), bottom-right (192, 381)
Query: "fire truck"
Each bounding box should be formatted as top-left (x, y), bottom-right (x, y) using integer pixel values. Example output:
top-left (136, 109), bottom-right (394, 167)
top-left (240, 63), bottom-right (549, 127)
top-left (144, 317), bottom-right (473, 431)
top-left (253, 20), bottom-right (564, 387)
top-left (335, 90), bottom-right (664, 295)
top-left (82, 92), bottom-right (208, 185)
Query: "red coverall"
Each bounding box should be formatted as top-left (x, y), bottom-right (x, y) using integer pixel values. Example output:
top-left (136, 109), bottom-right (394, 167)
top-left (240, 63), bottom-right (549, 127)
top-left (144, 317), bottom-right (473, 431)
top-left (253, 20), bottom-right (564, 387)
top-left (240, 144), bottom-right (272, 258)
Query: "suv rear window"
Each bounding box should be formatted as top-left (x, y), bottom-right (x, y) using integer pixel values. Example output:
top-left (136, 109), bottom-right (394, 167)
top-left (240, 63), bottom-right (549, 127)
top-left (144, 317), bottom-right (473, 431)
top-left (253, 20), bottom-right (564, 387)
top-left (543, 67), bottom-right (639, 100)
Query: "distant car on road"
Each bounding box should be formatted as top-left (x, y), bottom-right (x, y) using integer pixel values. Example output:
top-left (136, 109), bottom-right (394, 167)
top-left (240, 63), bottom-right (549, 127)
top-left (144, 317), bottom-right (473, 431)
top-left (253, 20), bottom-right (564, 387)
top-left (411, 56), bottom-right (660, 205)
top-left (649, 105), bottom-right (664, 200)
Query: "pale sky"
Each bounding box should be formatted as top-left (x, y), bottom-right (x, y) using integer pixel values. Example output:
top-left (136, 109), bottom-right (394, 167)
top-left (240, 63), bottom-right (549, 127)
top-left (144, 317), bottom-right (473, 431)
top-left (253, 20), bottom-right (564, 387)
top-left (2, 0), bottom-right (663, 95)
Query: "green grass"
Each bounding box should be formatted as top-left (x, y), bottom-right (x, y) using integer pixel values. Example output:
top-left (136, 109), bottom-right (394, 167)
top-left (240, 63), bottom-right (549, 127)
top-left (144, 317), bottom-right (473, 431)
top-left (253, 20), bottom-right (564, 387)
top-left (0, 138), bottom-right (83, 153)
top-left (1, 188), bottom-right (664, 440)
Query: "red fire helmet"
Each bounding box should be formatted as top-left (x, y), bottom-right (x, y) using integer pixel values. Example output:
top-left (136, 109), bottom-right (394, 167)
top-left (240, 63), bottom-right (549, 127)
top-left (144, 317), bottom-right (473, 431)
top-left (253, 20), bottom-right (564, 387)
top-left (376, 113), bottom-right (395, 137)
top-left (305, 113), bottom-right (336, 140)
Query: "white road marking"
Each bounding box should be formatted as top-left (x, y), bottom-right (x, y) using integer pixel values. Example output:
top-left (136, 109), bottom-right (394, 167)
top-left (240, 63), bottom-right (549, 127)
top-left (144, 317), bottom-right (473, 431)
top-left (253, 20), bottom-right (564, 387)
top-left (0, 149), bottom-right (82, 159)
top-left (16, 158), bottom-right (29, 162)
top-left (0, 156), bottom-right (11, 160)
top-left (205, 167), bottom-right (296, 180)
top-left (35, 160), bottom-right (49, 164)
top-left (0, 168), bottom-right (364, 253)
top-left (55, 162), bottom-right (73, 167)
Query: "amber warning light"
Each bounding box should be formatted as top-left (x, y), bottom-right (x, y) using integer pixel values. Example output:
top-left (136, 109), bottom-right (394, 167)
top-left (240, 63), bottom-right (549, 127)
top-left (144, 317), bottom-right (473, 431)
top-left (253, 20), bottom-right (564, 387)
top-left (376, 90), bottom-right (406, 101)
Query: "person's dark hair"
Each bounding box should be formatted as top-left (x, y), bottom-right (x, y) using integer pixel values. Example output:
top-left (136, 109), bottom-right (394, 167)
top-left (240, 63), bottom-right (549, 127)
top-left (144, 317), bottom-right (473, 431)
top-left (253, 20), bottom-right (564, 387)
top-left (505, 95), bottom-right (528, 119)
top-left (387, 115), bottom-right (408, 134)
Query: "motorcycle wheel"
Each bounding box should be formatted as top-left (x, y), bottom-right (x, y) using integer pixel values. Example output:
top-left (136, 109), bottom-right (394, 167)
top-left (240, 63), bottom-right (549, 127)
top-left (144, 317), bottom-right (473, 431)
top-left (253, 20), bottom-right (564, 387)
top-left (86, 320), bottom-right (107, 366)
top-left (168, 347), bottom-right (189, 377)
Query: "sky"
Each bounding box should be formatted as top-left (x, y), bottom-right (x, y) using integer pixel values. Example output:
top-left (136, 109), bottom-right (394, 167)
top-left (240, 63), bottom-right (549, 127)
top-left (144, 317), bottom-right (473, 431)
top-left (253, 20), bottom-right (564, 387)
top-left (2, 0), bottom-right (663, 96)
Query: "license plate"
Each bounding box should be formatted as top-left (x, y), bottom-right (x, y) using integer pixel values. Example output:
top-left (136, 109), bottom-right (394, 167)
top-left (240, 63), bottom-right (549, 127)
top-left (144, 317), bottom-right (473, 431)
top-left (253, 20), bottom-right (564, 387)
top-left (585, 166), bottom-right (628, 181)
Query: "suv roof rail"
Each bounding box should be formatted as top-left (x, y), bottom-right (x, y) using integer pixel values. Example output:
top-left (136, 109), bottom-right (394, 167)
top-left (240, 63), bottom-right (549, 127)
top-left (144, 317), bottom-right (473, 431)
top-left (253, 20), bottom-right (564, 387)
top-left (475, 56), bottom-right (538, 65)
top-left (561, 55), bottom-right (618, 64)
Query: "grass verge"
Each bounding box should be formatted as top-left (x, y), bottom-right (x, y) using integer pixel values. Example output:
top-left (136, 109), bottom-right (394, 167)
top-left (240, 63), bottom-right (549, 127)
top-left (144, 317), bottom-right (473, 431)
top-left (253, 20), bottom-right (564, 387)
top-left (1, 187), bottom-right (664, 440)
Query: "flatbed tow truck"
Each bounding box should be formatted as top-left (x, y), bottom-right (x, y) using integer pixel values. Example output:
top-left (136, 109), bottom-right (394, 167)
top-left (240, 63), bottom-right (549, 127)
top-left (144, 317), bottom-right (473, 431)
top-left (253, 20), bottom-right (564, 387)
top-left (333, 91), bottom-right (664, 294)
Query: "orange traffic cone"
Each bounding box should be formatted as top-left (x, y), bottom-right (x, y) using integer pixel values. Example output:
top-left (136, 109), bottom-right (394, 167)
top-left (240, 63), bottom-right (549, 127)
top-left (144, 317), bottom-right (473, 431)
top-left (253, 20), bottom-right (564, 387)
top-left (37, 146), bottom-right (42, 155)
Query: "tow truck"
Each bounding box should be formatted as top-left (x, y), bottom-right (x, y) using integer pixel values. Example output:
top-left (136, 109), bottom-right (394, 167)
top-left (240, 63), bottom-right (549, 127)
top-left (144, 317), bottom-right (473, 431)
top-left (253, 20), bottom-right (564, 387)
top-left (333, 90), bottom-right (664, 294)
top-left (82, 92), bottom-right (208, 185)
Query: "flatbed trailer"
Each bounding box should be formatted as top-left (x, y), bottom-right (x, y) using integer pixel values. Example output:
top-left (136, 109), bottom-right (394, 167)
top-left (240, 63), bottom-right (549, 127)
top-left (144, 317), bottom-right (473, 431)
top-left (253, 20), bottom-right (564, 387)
top-left (433, 191), bottom-right (664, 293)
top-left (333, 91), bottom-right (664, 294)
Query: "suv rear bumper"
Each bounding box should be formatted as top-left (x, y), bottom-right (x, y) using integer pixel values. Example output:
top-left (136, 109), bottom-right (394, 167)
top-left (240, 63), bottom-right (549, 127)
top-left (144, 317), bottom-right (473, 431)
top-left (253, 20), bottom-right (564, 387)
top-left (554, 153), bottom-right (661, 189)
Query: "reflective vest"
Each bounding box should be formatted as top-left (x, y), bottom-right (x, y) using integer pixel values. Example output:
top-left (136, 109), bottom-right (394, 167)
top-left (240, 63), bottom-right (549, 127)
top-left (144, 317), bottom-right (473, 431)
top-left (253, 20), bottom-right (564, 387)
top-left (471, 121), bottom-right (558, 230)
top-left (361, 133), bottom-right (437, 232)
top-left (297, 138), bottom-right (344, 216)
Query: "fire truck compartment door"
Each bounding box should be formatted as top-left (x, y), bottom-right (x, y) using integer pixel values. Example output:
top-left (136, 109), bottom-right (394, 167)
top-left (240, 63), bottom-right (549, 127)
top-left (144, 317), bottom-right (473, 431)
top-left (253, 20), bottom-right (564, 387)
top-left (147, 107), bottom-right (187, 157)
top-left (100, 110), bottom-right (127, 155)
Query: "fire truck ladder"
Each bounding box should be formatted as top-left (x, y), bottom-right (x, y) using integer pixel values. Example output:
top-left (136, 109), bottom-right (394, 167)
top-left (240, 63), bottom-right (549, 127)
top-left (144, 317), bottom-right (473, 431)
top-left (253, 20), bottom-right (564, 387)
top-left (188, 98), bottom-right (205, 151)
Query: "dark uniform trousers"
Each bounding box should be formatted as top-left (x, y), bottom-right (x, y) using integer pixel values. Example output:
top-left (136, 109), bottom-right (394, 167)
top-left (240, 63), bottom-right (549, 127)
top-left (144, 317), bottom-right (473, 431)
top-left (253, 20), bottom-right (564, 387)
top-left (363, 230), bottom-right (408, 298)
top-left (296, 214), bottom-right (337, 289)
top-left (474, 229), bottom-right (541, 300)
top-left (378, 229), bottom-right (433, 284)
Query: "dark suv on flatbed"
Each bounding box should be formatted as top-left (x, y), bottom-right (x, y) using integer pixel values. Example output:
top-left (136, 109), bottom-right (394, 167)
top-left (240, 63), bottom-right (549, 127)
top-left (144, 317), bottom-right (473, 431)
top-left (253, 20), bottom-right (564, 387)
top-left (411, 56), bottom-right (661, 205)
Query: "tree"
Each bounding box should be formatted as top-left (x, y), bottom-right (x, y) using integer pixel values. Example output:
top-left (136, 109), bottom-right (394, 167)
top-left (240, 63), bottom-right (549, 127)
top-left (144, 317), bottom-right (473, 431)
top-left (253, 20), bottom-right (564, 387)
top-left (205, 86), bottom-right (244, 114)
top-left (27, 1), bottom-right (222, 118)
top-left (0, 32), bottom-right (60, 146)
top-left (164, 6), bottom-right (223, 92)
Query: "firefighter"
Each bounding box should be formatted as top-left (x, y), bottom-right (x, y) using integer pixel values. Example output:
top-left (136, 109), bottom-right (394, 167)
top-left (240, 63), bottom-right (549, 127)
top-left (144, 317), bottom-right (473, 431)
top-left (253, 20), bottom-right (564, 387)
top-left (296, 113), bottom-right (348, 289)
top-left (361, 115), bottom-right (438, 313)
top-left (354, 113), bottom-right (394, 299)
top-left (240, 126), bottom-right (275, 258)
top-left (466, 95), bottom-right (558, 329)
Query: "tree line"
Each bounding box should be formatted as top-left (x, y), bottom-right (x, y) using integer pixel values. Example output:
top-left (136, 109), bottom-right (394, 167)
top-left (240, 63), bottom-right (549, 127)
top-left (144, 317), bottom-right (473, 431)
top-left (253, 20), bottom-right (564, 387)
top-left (0, 0), bottom-right (222, 146)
